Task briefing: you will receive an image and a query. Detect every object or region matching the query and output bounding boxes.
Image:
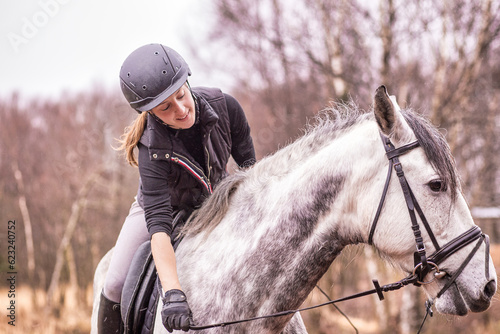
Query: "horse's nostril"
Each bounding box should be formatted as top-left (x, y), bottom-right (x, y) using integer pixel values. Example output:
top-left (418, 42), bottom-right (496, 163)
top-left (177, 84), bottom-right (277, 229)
top-left (484, 280), bottom-right (497, 299)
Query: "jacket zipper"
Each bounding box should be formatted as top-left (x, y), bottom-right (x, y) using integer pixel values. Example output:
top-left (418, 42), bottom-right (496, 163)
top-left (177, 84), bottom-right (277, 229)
top-left (205, 146), bottom-right (211, 181)
top-left (171, 152), bottom-right (213, 194)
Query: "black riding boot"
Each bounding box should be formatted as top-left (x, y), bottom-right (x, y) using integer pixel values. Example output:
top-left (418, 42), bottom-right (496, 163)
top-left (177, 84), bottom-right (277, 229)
top-left (98, 291), bottom-right (123, 334)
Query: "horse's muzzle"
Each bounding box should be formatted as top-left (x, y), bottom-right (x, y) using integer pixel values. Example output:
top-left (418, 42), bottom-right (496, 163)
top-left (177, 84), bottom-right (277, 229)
top-left (468, 279), bottom-right (497, 313)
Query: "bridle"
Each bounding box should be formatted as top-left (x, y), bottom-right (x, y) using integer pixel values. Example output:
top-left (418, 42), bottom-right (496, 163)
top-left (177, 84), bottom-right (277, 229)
top-left (188, 133), bottom-right (491, 332)
top-left (368, 134), bottom-right (490, 297)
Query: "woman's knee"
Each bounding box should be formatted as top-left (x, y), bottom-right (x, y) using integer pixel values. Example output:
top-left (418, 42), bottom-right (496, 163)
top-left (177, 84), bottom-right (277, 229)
top-left (103, 271), bottom-right (125, 303)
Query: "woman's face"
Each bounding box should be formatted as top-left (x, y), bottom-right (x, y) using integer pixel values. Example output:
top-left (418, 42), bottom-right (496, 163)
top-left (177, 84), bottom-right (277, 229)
top-left (150, 83), bottom-right (196, 129)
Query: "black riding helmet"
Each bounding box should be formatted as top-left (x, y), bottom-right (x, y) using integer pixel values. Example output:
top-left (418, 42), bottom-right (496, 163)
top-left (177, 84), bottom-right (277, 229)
top-left (120, 44), bottom-right (192, 113)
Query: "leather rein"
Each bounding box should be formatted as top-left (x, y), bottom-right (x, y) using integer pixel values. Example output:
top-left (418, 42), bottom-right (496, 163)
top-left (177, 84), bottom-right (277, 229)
top-left (188, 133), bottom-right (491, 332)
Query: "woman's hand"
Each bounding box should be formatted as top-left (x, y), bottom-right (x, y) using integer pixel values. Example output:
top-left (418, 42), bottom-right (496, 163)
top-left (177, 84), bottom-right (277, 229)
top-left (161, 289), bottom-right (193, 332)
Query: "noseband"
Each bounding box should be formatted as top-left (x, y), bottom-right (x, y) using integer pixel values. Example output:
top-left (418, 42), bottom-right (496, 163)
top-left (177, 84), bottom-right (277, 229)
top-left (368, 134), bottom-right (490, 296)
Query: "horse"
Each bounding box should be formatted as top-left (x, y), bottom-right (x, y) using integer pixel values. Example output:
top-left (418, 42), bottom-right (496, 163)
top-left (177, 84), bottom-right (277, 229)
top-left (92, 86), bottom-right (497, 333)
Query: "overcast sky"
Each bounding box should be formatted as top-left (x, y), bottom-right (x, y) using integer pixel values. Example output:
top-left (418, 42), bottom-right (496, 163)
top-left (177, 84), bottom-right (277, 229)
top-left (1, 0), bottom-right (221, 100)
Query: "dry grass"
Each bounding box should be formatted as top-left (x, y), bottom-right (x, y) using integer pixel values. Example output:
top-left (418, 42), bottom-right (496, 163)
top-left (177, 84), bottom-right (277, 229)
top-left (0, 285), bottom-right (93, 334)
top-left (2, 246), bottom-right (500, 334)
top-left (3, 285), bottom-right (499, 334)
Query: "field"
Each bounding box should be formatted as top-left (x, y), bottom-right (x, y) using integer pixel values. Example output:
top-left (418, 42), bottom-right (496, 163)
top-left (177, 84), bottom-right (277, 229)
top-left (0, 285), bottom-right (92, 334)
top-left (1, 285), bottom-right (499, 333)
top-left (2, 246), bottom-right (500, 333)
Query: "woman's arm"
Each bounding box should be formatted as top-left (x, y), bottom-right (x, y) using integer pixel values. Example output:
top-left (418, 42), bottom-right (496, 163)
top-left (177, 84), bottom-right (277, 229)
top-left (152, 231), bottom-right (193, 331)
top-left (137, 143), bottom-right (183, 290)
top-left (151, 232), bottom-right (181, 291)
top-left (224, 93), bottom-right (256, 167)
top-left (138, 143), bottom-right (175, 236)
top-left (138, 144), bottom-right (193, 331)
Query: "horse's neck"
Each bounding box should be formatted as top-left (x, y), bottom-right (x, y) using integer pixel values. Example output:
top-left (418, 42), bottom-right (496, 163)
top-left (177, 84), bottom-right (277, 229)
top-left (245, 120), bottom-right (382, 240)
top-left (222, 122), bottom-right (380, 304)
top-left (177, 120), bottom-right (384, 328)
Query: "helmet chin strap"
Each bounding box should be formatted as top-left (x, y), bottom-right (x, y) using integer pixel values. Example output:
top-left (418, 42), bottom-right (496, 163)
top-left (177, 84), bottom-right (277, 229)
top-left (148, 110), bottom-right (170, 128)
top-left (186, 80), bottom-right (195, 100)
top-left (186, 80), bottom-right (200, 125)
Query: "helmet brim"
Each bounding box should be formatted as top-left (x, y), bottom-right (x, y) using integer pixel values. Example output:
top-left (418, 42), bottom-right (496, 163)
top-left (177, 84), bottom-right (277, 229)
top-left (131, 70), bottom-right (190, 112)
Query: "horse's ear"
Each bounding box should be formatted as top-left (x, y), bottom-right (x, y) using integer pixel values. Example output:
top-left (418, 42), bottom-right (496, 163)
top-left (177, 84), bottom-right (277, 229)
top-left (374, 85), bottom-right (411, 141)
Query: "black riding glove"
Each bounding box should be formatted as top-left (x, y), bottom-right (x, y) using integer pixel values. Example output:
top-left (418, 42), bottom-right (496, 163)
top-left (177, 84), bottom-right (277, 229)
top-left (161, 289), bottom-right (193, 332)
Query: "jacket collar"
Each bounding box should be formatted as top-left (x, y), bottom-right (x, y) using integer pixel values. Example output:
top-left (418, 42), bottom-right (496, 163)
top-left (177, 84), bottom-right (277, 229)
top-left (194, 91), bottom-right (219, 132)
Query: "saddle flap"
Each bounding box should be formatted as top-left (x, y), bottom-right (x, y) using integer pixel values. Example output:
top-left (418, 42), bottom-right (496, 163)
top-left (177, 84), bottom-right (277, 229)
top-left (121, 241), bottom-right (157, 333)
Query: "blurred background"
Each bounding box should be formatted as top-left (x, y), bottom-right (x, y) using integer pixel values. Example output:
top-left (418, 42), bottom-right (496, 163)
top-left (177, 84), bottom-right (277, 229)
top-left (1, 0), bottom-right (500, 333)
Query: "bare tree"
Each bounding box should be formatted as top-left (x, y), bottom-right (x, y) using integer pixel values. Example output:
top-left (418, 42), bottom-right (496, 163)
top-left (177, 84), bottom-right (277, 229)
top-left (46, 167), bottom-right (105, 311)
top-left (204, 0), bottom-right (500, 333)
top-left (0, 88), bottom-right (137, 295)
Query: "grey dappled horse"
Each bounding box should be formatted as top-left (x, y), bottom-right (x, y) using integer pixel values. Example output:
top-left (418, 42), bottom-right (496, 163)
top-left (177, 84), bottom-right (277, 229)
top-left (92, 87), bottom-right (497, 333)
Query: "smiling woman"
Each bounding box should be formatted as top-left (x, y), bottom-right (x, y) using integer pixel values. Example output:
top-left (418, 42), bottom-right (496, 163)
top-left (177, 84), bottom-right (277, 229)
top-left (93, 43), bottom-right (256, 333)
top-left (150, 84), bottom-right (197, 129)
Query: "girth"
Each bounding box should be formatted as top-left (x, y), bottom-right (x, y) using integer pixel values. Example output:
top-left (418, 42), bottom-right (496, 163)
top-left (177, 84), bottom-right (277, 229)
top-left (368, 134), bottom-right (489, 296)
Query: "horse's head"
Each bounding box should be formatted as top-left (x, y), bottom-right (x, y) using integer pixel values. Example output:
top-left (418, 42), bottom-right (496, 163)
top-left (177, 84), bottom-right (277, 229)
top-left (369, 85), bottom-right (497, 315)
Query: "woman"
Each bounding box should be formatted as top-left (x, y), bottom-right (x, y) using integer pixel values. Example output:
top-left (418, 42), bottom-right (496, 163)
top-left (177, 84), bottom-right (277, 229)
top-left (98, 43), bottom-right (256, 333)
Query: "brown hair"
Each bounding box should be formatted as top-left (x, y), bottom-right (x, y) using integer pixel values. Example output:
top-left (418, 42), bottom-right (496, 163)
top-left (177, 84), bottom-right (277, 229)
top-left (116, 111), bottom-right (148, 166)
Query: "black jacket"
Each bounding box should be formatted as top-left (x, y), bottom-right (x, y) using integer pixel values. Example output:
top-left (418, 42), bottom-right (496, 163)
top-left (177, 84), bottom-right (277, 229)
top-left (137, 87), bottom-right (255, 237)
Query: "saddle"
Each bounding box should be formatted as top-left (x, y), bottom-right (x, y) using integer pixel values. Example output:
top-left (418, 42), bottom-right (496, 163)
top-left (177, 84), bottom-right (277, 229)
top-left (120, 210), bottom-right (189, 334)
top-left (120, 240), bottom-right (157, 334)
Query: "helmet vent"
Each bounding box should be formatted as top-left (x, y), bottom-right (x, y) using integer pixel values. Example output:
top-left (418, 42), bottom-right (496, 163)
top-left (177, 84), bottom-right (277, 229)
top-left (127, 72), bottom-right (131, 77)
top-left (154, 51), bottom-right (159, 55)
top-left (162, 70), bottom-right (167, 74)
top-left (142, 85), bottom-right (147, 90)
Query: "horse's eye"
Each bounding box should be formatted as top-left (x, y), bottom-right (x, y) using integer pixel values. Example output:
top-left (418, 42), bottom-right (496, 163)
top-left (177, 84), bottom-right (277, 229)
top-left (428, 180), bottom-right (445, 192)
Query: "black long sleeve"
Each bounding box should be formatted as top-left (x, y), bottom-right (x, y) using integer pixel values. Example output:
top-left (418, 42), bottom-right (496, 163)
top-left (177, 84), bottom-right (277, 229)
top-left (224, 93), bottom-right (256, 167)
